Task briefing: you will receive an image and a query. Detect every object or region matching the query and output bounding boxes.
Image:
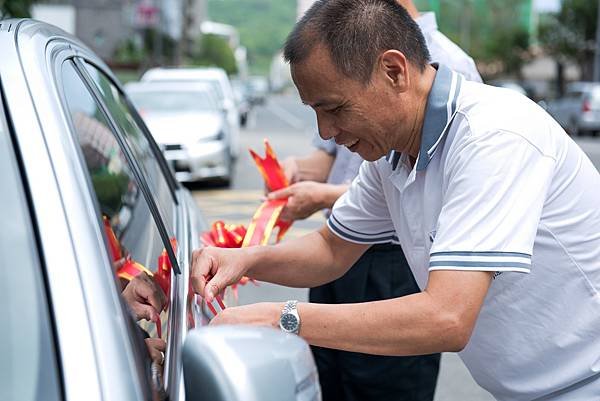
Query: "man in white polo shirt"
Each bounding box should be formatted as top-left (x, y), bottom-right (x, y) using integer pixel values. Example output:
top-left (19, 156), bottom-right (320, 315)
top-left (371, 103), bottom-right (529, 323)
top-left (268, 2), bottom-right (481, 400)
top-left (191, 0), bottom-right (600, 399)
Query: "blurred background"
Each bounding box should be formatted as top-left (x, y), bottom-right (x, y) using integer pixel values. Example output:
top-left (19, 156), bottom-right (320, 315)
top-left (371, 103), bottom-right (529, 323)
top-left (1, 0), bottom-right (597, 98)
top-left (2, 0), bottom-right (599, 400)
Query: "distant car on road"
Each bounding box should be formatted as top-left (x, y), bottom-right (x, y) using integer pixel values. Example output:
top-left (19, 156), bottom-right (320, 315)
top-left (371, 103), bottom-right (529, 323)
top-left (141, 67), bottom-right (241, 157)
top-left (231, 77), bottom-right (252, 127)
top-left (247, 75), bottom-right (270, 105)
top-left (546, 82), bottom-right (600, 136)
top-left (126, 81), bottom-right (235, 186)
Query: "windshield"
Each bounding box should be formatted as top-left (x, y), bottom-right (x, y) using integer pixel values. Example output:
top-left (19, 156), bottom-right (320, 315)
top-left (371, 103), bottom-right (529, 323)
top-left (129, 91), bottom-right (218, 113)
top-left (198, 79), bottom-right (224, 101)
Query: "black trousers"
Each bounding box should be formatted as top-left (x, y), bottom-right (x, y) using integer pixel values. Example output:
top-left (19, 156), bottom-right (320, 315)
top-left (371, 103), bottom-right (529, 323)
top-left (310, 244), bottom-right (440, 401)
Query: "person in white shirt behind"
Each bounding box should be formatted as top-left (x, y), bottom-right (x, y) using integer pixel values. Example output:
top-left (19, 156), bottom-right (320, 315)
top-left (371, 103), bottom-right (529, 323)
top-left (265, 2), bottom-right (482, 400)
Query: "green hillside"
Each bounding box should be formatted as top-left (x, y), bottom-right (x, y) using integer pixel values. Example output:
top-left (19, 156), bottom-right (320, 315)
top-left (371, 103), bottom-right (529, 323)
top-left (207, 0), bottom-right (297, 74)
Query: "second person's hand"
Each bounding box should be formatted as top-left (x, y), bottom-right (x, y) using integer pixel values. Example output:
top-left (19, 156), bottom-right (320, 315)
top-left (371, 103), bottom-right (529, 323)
top-left (122, 272), bottom-right (167, 322)
top-left (267, 181), bottom-right (327, 221)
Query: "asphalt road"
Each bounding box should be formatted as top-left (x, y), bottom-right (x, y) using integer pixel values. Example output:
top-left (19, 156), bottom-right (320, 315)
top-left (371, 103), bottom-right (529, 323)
top-left (191, 91), bottom-right (600, 401)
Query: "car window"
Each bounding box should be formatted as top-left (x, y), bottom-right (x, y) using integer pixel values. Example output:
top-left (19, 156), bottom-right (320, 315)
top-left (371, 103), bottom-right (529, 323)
top-left (60, 60), bottom-right (171, 367)
top-left (80, 61), bottom-right (176, 238)
top-left (0, 91), bottom-right (62, 401)
top-left (566, 90), bottom-right (583, 100)
top-left (129, 90), bottom-right (218, 113)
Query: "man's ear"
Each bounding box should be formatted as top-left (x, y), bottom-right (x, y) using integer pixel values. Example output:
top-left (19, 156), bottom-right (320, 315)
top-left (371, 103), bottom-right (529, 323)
top-left (379, 50), bottom-right (409, 92)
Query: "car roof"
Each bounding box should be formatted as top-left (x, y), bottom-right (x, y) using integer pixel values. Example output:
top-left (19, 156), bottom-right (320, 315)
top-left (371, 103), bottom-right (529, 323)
top-left (125, 81), bottom-right (215, 93)
top-left (566, 82), bottom-right (600, 92)
top-left (0, 19), bottom-right (117, 84)
top-left (141, 67), bottom-right (228, 82)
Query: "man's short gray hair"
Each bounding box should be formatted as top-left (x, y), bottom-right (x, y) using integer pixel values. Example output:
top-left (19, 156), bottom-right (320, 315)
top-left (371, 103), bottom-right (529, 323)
top-left (284, 0), bottom-right (431, 84)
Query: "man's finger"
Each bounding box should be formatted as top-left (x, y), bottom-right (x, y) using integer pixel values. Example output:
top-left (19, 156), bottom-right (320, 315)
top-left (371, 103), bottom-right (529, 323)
top-left (134, 303), bottom-right (158, 322)
top-left (146, 284), bottom-right (167, 312)
top-left (190, 249), bottom-right (211, 296)
top-left (279, 206), bottom-right (294, 222)
top-left (267, 186), bottom-right (293, 200)
top-left (205, 274), bottom-right (225, 303)
top-left (146, 338), bottom-right (166, 352)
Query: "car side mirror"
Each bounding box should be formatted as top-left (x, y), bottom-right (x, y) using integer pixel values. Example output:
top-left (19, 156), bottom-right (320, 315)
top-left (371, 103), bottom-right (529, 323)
top-left (183, 325), bottom-right (321, 401)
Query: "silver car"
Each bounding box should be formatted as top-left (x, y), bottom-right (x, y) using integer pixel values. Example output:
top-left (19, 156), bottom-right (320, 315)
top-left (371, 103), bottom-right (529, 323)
top-left (126, 81), bottom-right (235, 185)
top-left (141, 67), bottom-right (241, 159)
top-left (0, 19), bottom-right (319, 401)
top-left (546, 82), bottom-right (600, 136)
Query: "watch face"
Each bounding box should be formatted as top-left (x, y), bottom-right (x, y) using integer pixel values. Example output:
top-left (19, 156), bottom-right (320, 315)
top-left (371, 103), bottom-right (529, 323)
top-left (280, 313), bottom-right (299, 332)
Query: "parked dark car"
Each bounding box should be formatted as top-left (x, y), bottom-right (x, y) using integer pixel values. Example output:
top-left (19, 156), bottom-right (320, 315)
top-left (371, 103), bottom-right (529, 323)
top-left (546, 82), bottom-right (600, 136)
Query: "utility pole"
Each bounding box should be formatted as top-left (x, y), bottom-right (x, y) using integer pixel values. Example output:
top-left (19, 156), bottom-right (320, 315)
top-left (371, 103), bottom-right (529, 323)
top-left (594, 0), bottom-right (600, 81)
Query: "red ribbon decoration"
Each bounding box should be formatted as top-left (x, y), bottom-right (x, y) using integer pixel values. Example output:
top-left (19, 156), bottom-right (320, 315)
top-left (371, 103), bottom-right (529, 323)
top-left (117, 258), bottom-right (154, 281)
top-left (245, 139), bottom-right (293, 245)
top-left (154, 250), bottom-right (171, 299)
top-left (249, 139), bottom-right (289, 192)
top-left (199, 140), bottom-right (293, 306)
top-left (103, 215), bottom-right (122, 262)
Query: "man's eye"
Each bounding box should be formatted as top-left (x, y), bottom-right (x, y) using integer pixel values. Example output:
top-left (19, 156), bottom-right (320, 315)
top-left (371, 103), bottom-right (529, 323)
top-left (328, 106), bottom-right (343, 114)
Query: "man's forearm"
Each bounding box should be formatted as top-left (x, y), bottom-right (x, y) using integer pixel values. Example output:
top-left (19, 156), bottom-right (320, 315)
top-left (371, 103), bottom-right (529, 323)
top-left (298, 270), bottom-right (492, 355)
top-left (246, 227), bottom-right (368, 287)
top-left (298, 295), bottom-right (462, 355)
top-left (319, 183), bottom-right (350, 209)
top-left (293, 150), bottom-right (335, 183)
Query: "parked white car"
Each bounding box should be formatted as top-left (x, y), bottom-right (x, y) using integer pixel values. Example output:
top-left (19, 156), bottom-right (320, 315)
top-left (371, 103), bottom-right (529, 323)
top-left (0, 18), bottom-right (319, 401)
top-left (141, 67), bottom-right (241, 157)
top-left (126, 81), bottom-right (235, 185)
top-left (546, 82), bottom-right (600, 136)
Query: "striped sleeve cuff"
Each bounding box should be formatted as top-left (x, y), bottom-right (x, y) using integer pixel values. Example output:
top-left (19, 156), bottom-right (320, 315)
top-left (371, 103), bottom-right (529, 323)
top-left (327, 213), bottom-right (398, 244)
top-left (429, 251), bottom-right (531, 273)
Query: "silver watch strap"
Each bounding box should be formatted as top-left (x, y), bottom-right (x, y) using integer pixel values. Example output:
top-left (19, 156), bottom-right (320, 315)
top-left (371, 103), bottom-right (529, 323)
top-left (282, 300), bottom-right (298, 314)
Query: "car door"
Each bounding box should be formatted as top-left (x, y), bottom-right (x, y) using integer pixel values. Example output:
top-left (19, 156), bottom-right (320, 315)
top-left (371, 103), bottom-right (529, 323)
top-left (0, 85), bottom-right (63, 401)
top-left (66, 57), bottom-right (208, 401)
top-left (2, 19), bottom-right (210, 401)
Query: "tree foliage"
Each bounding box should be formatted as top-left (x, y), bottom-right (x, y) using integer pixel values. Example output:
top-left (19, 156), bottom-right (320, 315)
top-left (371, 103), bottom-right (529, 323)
top-left (415, 0), bottom-right (534, 77)
top-left (0, 0), bottom-right (33, 18)
top-left (190, 33), bottom-right (238, 75)
top-left (538, 0), bottom-right (598, 80)
top-left (207, 0), bottom-right (296, 74)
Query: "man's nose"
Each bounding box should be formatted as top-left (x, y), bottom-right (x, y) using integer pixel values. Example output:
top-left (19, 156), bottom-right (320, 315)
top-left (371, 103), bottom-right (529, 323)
top-left (315, 112), bottom-right (339, 140)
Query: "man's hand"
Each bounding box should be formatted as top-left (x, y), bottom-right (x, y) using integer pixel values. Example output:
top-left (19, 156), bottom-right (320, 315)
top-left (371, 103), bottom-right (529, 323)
top-left (210, 302), bottom-right (282, 329)
top-left (122, 272), bottom-right (167, 322)
top-left (281, 156), bottom-right (300, 184)
top-left (267, 181), bottom-right (327, 221)
top-left (145, 338), bottom-right (166, 366)
top-left (191, 247), bottom-right (250, 303)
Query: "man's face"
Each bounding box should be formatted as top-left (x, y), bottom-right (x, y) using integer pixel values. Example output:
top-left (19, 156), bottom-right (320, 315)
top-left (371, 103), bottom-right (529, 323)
top-left (291, 45), bottom-right (410, 162)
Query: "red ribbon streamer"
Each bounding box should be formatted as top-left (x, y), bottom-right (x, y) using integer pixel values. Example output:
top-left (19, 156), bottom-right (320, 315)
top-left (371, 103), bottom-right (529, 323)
top-left (199, 140), bottom-right (292, 306)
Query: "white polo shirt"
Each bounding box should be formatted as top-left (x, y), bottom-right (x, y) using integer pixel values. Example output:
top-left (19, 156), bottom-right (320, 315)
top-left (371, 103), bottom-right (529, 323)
top-left (328, 64), bottom-right (600, 400)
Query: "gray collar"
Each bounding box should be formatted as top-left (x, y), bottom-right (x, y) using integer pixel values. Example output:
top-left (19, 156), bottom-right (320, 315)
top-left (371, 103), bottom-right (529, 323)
top-left (386, 64), bottom-right (462, 171)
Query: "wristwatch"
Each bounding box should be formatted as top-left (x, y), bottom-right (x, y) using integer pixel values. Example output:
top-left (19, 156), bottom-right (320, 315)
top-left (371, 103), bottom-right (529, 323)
top-left (279, 300), bottom-right (301, 334)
